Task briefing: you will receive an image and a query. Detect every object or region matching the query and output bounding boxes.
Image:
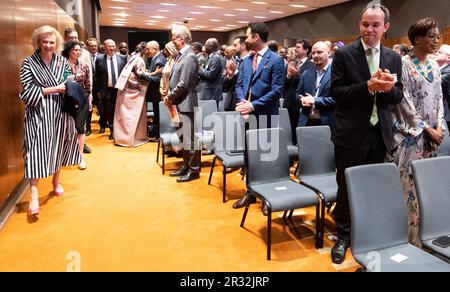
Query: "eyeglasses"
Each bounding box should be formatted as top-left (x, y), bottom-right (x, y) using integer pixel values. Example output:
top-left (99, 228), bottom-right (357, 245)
top-left (427, 34), bottom-right (442, 41)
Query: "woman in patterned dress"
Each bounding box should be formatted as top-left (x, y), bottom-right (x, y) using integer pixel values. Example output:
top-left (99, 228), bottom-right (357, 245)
top-left (19, 26), bottom-right (81, 216)
top-left (62, 40), bottom-right (92, 169)
top-left (390, 18), bottom-right (444, 246)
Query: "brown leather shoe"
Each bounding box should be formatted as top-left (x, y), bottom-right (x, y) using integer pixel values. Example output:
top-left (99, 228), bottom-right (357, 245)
top-left (232, 195), bottom-right (256, 209)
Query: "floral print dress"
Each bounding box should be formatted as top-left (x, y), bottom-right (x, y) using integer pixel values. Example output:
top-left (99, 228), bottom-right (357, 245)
top-left (390, 54), bottom-right (445, 247)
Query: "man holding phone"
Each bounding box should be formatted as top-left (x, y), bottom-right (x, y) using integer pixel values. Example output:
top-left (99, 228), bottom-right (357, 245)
top-left (296, 41), bottom-right (335, 128)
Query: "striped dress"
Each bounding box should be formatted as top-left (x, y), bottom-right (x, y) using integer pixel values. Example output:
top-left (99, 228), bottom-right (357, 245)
top-left (19, 51), bottom-right (81, 179)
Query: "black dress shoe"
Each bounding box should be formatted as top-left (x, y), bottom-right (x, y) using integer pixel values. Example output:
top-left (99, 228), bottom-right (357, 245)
top-left (83, 144), bottom-right (92, 154)
top-left (232, 195), bottom-right (256, 209)
top-left (99, 128), bottom-right (105, 134)
top-left (177, 171), bottom-right (200, 182)
top-left (85, 129), bottom-right (91, 136)
top-left (169, 167), bottom-right (189, 177)
top-left (331, 239), bottom-right (349, 264)
top-left (109, 132), bottom-right (114, 140)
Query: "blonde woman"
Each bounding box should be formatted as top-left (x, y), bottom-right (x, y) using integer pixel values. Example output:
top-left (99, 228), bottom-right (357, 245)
top-left (19, 25), bottom-right (81, 216)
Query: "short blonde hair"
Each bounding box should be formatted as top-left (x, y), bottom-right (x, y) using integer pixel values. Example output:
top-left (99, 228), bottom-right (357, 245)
top-left (171, 25), bottom-right (192, 44)
top-left (31, 25), bottom-right (63, 52)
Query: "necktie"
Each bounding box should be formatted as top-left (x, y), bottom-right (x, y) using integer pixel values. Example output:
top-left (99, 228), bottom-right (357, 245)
top-left (252, 53), bottom-right (259, 72)
top-left (91, 54), bottom-right (96, 73)
top-left (110, 56), bottom-right (117, 87)
top-left (367, 48), bottom-right (379, 126)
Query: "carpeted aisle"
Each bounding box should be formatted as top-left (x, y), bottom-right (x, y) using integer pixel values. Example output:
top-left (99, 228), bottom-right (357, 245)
top-left (0, 123), bottom-right (357, 271)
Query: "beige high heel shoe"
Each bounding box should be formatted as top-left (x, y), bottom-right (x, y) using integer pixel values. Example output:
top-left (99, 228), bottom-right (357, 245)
top-left (28, 188), bottom-right (40, 216)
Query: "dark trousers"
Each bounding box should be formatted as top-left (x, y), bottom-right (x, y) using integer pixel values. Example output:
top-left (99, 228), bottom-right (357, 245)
top-left (333, 124), bottom-right (387, 244)
top-left (305, 119), bottom-right (322, 126)
top-left (178, 112), bottom-right (200, 173)
top-left (288, 107), bottom-right (300, 145)
top-left (152, 99), bottom-right (160, 136)
top-left (103, 87), bottom-right (118, 130)
top-left (93, 88), bottom-right (107, 129)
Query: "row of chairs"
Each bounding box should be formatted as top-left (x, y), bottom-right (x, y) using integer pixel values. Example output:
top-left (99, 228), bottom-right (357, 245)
top-left (346, 158), bottom-right (450, 272)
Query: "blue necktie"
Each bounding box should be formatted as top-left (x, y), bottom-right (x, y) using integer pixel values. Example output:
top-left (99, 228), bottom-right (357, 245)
top-left (110, 56), bottom-right (117, 87)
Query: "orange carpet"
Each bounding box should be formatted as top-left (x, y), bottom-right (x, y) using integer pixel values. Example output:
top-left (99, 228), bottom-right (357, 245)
top-left (0, 120), bottom-right (358, 272)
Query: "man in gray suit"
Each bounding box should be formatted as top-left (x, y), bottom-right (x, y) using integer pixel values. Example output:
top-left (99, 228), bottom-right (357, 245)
top-left (197, 38), bottom-right (225, 103)
top-left (164, 25), bottom-right (201, 182)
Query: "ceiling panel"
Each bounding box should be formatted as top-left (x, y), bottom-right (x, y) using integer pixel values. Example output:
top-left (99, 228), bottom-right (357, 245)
top-left (99, 0), bottom-right (350, 32)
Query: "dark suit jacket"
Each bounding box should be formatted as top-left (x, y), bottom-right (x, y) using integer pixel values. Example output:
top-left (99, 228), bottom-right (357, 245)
top-left (236, 48), bottom-right (285, 117)
top-left (283, 58), bottom-right (315, 110)
top-left (197, 51), bottom-right (225, 101)
top-left (441, 64), bottom-right (450, 121)
top-left (168, 47), bottom-right (199, 113)
top-left (222, 56), bottom-right (244, 111)
top-left (331, 40), bottom-right (403, 150)
top-left (141, 52), bottom-right (167, 103)
top-left (95, 53), bottom-right (127, 96)
top-left (296, 65), bottom-right (335, 127)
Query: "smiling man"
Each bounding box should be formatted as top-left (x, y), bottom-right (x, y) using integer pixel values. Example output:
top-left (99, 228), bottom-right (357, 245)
top-left (330, 2), bottom-right (404, 264)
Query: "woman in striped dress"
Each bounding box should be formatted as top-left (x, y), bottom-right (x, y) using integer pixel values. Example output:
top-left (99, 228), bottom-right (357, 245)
top-left (19, 25), bottom-right (81, 216)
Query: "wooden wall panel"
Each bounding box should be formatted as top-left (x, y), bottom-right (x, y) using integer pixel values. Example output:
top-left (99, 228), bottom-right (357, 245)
top-left (0, 0), bottom-right (79, 206)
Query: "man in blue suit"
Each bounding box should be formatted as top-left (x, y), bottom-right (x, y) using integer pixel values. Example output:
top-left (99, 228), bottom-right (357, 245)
top-left (233, 22), bottom-right (285, 209)
top-left (297, 41), bottom-right (336, 128)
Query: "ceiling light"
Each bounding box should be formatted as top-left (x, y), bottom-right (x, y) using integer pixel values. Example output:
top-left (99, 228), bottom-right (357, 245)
top-left (237, 21), bottom-right (248, 24)
top-left (157, 9), bottom-right (170, 12)
top-left (252, 1), bottom-right (267, 4)
top-left (254, 16), bottom-right (267, 19)
top-left (290, 4), bottom-right (308, 8)
top-left (114, 13), bottom-right (128, 17)
top-left (198, 6), bottom-right (220, 9)
top-left (224, 14), bottom-right (235, 17)
top-left (112, 0), bottom-right (130, 2)
top-left (226, 24), bottom-right (237, 27)
top-left (209, 19), bottom-right (222, 22)
top-left (190, 12), bottom-right (203, 14)
top-left (194, 25), bottom-right (206, 28)
top-left (235, 8), bottom-right (249, 11)
top-left (151, 15), bottom-right (166, 19)
top-left (269, 11), bottom-right (283, 14)
top-left (110, 7), bottom-right (128, 9)
top-left (160, 2), bottom-right (176, 6)
top-left (148, 20), bottom-right (159, 23)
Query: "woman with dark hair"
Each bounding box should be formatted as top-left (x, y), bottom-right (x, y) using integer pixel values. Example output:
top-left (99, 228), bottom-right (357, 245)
top-left (390, 18), bottom-right (444, 246)
top-left (112, 42), bottom-right (150, 147)
top-left (20, 26), bottom-right (81, 216)
top-left (62, 40), bottom-right (92, 170)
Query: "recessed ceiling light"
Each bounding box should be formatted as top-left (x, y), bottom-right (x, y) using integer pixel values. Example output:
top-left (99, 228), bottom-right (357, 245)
top-left (190, 12), bottom-right (203, 14)
top-left (146, 23), bottom-right (157, 26)
top-left (254, 16), bottom-right (267, 19)
top-left (160, 2), bottom-right (176, 6)
top-left (197, 6), bottom-right (220, 9)
top-left (110, 7), bottom-right (128, 9)
top-left (226, 24), bottom-right (237, 27)
top-left (290, 4), bottom-right (308, 8)
top-left (114, 18), bottom-right (127, 21)
top-left (252, 1), bottom-right (267, 4)
top-left (157, 9), bottom-right (170, 12)
top-left (151, 15), bottom-right (166, 19)
top-left (235, 8), bottom-right (249, 11)
top-left (209, 19), bottom-right (222, 22)
top-left (114, 13), bottom-right (128, 17)
top-left (194, 25), bottom-right (206, 28)
top-left (269, 11), bottom-right (283, 14)
top-left (237, 21), bottom-right (248, 24)
top-left (148, 20), bottom-right (159, 23)
top-left (224, 14), bottom-right (235, 17)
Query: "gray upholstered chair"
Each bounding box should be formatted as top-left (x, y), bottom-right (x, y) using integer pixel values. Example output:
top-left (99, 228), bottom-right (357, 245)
top-left (279, 108), bottom-right (298, 163)
top-left (296, 126), bottom-right (337, 248)
top-left (437, 126), bottom-right (450, 157)
top-left (207, 111), bottom-right (245, 203)
top-left (411, 157), bottom-right (450, 261)
top-left (196, 100), bottom-right (218, 152)
top-left (156, 101), bottom-right (181, 175)
top-left (241, 128), bottom-right (320, 260)
top-left (345, 163), bottom-right (450, 271)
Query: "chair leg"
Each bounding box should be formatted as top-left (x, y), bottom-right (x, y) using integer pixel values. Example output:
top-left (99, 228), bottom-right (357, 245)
top-left (288, 209), bottom-right (294, 218)
top-left (282, 211), bottom-right (288, 219)
top-left (223, 165), bottom-right (227, 203)
top-left (294, 162), bottom-right (300, 177)
top-left (267, 212), bottom-right (272, 261)
top-left (315, 202), bottom-right (321, 249)
top-left (156, 139), bottom-right (160, 163)
top-left (208, 156), bottom-right (216, 185)
top-left (162, 146), bottom-right (165, 175)
top-left (320, 201), bottom-right (326, 249)
top-left (240, 198), bottom-right (251, 227)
